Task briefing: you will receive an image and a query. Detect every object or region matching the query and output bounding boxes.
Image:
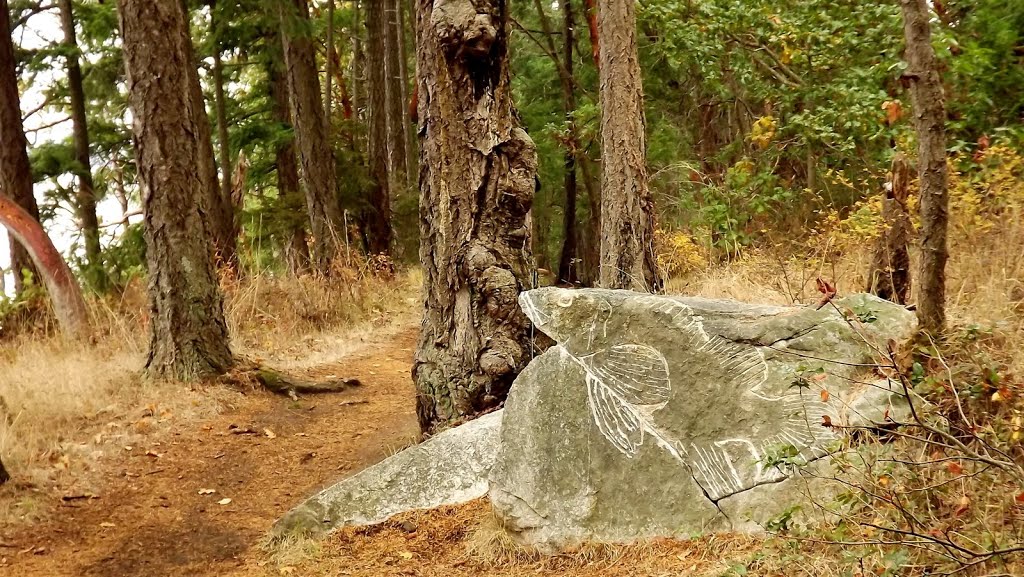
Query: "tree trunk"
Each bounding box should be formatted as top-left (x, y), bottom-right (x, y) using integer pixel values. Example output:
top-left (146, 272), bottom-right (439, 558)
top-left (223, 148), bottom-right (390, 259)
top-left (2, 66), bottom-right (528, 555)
top-left (119, 0), bottom-right (234, 380)
top-left (279, 0), bottom-right (343, 273)
top-left (866, 153), bottom-right (913, 305)
top-left (596, 0), bottom-right (661, 291)
top-left (350, 0), bottom-right (362, 120)
top-left (181, 0), bottom-right (234, 268)
top-left (324, 0), bottom-right (334, 126)
top-left (0, 0), bottom-right (40, 296)
top-left (413, 0), bottom-right (539, 433)
top-left (397, 0), bottom-right (416, 187)
top-left (268, 46), bottom-right (311, 276)
top-left (365, 0), bottom-right (393, 255)
top-left (209, 1), bottom-right (238, 267)
top-left (58, 0), bottom-right (105, 292)
top-left (583, 0), bottom-right (600, 69)
top-left (383, 0), bottom-right (408, 189)
top-left (900, 0), bottom-right (948, 334)
top-left (0, 193), bottom-right (89, 338)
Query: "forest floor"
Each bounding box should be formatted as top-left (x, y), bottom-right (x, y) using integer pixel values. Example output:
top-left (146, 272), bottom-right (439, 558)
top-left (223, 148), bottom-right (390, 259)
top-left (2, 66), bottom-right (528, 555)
top-left (0, 318), bottom-right (761, 577)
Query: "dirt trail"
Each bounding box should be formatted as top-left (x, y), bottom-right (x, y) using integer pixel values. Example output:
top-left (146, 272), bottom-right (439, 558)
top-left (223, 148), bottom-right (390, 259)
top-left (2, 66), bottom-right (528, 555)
top-left (0, 326), bottom-right (421, 577)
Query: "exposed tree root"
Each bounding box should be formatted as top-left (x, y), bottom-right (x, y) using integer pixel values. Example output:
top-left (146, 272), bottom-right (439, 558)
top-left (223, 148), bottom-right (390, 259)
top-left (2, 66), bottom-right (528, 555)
top-left (219, 361), bottom-right (362, 398)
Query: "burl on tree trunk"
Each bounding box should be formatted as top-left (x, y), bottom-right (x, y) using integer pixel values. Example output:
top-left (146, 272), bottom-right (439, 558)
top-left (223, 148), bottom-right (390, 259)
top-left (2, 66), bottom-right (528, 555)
top-left (866, 154), bottom-right (913, 304)
top-left (0, 194), bottom-right (89, 338)
top-left (412, 0), bottom-right (539, 433)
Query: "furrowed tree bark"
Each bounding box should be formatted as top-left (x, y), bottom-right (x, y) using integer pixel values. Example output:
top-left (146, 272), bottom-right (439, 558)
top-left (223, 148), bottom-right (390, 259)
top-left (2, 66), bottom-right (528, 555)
top-left (413, 0), bottom-right (539, 433)
top-left (119, 0), bottom-right (234, 380)
top-left (384, 0), bottom-right (408, 189)
top-left (181, 0), bottom-right (235, 268)
top-left (58, 0), bottom-right (105, 292)
top-left (0, 193), bottom-right (89, 337)
top-left (866, 153), bottom-right (912, 305)
top-left (596, 0), bottom-right (661, 292)
top-left (268, 44), bottom-right (311, 275)
top-left (901, 0), bottom-right (948, 334)
top-left (279, 0), bottom-right (343, 273)
top-left (209, 1), bottom-right (239, 267)
top-left (365, 0), bottom-right (393, 255)
top-left (0, 0), bottom-right (40, 296)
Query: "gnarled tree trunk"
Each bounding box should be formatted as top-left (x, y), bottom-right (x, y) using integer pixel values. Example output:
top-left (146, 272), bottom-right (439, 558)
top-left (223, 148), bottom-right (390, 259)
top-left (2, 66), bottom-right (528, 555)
top-left (0, 194), bottom-right (89, 338)
top-left (413, 0), bottom-right (539, 433)
top-left (901, 0), bottom-right (948, 334)
top-left (119, 0), bottom-right (234, 380)
top-left (0, 0), bottom-right (40, 296)
top-left (596, 0), bottom-right (660, 292)
top-left (279, 0), bottom-right (343, 273)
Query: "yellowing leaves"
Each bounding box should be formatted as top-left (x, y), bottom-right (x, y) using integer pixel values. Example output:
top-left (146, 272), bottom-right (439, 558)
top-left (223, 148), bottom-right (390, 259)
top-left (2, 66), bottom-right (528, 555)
top-left (749, 115), bottom-right (777, 150)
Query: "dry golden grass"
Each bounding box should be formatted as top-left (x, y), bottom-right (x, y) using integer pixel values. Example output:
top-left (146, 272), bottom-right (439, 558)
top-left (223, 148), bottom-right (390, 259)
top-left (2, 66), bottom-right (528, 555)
top-left (0, 265), bottom-right (420, 524)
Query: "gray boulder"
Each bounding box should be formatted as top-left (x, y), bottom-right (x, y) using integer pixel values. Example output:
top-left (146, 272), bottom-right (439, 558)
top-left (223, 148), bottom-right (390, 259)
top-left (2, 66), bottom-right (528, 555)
top-left (490, 288), bottom-right (916, 551)
top-left (272, 410), bottom-right (502, 540)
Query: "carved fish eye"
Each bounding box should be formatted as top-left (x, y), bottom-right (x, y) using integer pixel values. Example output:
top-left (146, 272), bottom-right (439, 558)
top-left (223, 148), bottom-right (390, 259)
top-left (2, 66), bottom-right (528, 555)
top-left (556, 293), bottom-right (574, 308)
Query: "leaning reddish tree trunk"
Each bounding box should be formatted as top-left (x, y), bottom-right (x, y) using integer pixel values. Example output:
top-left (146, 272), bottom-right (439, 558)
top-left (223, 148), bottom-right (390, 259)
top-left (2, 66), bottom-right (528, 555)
top-left (901, 0), bottom-right (949, 334)
top-left (413, 0), bottom-right (539, 433)
top-left (0, 194), bottom-right (89, 337)
top-left (119, 0), bottom-right (234, 380)
top-left (596, 0), bottom-right (661, 291)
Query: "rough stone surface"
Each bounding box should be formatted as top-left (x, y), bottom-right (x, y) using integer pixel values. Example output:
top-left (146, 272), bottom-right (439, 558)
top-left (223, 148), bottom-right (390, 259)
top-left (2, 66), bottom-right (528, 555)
top-left (272, 410), bottom-right (502, 539)
top-left (490, 288), bottom-right (916, 551)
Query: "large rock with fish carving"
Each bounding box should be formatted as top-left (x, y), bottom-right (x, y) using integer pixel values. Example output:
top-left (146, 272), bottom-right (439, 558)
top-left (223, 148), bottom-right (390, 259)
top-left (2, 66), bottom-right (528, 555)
top-left (489, 288), bottom-right (916, 551)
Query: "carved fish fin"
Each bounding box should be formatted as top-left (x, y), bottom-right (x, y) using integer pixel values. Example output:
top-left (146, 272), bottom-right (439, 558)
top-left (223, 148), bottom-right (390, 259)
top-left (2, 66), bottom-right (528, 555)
top-left (586, 373), bottom-right (646, 456)
top-left (584, 344), bottom-right (671, 406)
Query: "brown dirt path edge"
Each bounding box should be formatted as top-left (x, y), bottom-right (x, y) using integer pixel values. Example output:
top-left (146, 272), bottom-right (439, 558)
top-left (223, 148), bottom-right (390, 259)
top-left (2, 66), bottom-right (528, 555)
top-left (0, 327), bottom-right (421, 577)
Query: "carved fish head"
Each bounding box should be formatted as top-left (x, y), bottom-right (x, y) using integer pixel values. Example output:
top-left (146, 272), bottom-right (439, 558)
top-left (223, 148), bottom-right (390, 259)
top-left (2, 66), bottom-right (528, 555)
top-left (519, 287), bottom-right (613, 348)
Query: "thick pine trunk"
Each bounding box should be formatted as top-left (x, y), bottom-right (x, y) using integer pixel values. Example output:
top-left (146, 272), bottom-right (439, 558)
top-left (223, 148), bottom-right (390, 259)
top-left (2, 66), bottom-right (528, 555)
top-left (900, 0), bottom-right (948, 334)
top-left (119, 0), bottom-right (234, 380)
top-left (0, 0), bottom-right (40, 296)
top-left (596, 0), bottom-right (661, 291)
top-left (279, 0), bottom-right (343, 273)
top-left (413, 0), bottom-right (539, 433)
top-left (268, 48), bottom-right (311, 275)
top-left (365, 0), bottom-right (393, 255)
top-left (58, 0), bottom-right (105, 291)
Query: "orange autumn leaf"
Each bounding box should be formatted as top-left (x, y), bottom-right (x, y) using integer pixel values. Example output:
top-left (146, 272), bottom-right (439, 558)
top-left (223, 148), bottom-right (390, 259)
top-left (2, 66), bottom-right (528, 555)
top-left (820, 389), bottom-right (830, 402)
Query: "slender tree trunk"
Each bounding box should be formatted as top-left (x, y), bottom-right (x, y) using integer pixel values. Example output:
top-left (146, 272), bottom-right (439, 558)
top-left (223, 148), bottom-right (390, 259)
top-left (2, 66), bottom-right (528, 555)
top-left (365, 0), bottom-right (392, 255)
top-left (0, 0), bottom-right (40, 296)
top-left (268, 45), bottom-right (310, 275)
top-left (579, 151), bottom-right (601, 285)
top-left (279, 0), bottom-right (344, 273)
top-left (119, 0), bottom-right (234, 380)
top-left (413, 0), bottom-right (539, 433)
top-left (58, 0), bottom-right (105, 292)
top-left (181, 0), bottom-right (234, 268)
top-left (351, 0), bottom-right (363, 121)
top-left (867, 153), bottom-right (912, 304)
top-left (901, 0), bottom-right (948, 334)
top-left (397, 0), bottom-right (415, 187)
top-left (596, 0), bottom-right (661, 291)
top-left (324, 0), bottom-right (334, 127)
top-left (209, 2), bottom-right (238, 267)
top-left (583, 0), bottom-right (600, 69)
top-left (383, 0), bottom-right (407, 189)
